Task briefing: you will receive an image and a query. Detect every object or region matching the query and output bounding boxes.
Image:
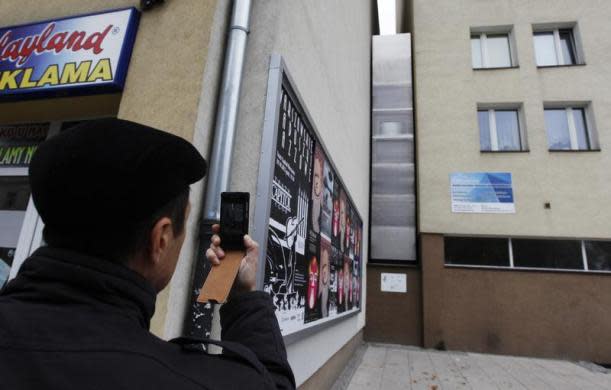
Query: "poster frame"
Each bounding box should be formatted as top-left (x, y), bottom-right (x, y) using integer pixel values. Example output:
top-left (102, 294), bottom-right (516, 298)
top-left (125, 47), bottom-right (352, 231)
top-left (253, 54), bottom-right (362, 345)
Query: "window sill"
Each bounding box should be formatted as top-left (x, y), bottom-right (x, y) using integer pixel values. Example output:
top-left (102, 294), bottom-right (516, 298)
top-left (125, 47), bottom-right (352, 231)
top-left (537, 63), bottom-right (586, 69)
top-left (548, 148), bottom-right (601, 152)
top-left (445, 263), bottom-right (611, 276)
top-left (368, 259), bottom-right (419, 268)
top-left (473, 66), bottom-right (519, 71)
top-left (480, 149), bottom-right (530, 153)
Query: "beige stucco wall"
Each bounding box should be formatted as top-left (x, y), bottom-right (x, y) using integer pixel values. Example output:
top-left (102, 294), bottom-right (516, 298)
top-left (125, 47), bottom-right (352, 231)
top-left (0, 0), bottom-right (217, 139)
top-left (0, 0), bottom-right (221, 336)
top-left (414, 0), bottom-right (611, 238)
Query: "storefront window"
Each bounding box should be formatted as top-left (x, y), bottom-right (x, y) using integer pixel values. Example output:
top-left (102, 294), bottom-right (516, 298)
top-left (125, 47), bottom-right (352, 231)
top-left (0, 177), bottom-right (30, 285)
top-left (0, 123), bottom-right (50, 285)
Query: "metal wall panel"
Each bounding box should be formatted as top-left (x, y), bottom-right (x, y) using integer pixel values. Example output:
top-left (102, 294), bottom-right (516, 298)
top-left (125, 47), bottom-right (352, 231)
top-left (371, 34), bottom-right (416, 262)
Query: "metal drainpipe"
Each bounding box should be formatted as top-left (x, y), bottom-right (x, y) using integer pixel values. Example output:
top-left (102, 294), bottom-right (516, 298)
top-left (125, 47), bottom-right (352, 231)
top-left (203, 0), bottom-right (252, 221)
top-left (186, 0), bottom-right (251, 339)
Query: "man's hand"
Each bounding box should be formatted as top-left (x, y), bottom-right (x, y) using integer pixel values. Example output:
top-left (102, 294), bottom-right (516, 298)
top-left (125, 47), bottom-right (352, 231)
top-left (205, 224), bottom-right (259, 296)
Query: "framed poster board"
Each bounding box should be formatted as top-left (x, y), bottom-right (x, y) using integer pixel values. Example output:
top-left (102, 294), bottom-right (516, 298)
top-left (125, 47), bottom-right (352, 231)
top-left (253, 55), bottom-right (363, 342)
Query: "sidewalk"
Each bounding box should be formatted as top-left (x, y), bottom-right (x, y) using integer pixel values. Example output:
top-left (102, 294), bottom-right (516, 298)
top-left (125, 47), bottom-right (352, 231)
top-left (339, 343), bottom-right (611, 390)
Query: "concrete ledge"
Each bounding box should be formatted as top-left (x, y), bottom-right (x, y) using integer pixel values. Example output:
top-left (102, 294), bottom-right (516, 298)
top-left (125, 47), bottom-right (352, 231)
top-left (299, 330), bottom-right (364, 390)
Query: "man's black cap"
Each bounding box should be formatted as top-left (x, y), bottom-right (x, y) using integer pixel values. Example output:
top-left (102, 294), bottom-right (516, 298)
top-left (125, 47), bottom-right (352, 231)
top-left (29, 118), bottom-right (207, 233)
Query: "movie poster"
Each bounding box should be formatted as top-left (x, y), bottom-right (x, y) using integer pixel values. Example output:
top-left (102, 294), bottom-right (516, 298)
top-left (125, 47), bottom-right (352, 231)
top-left (263, 76), bottom-right (363, 336)
top-left (263, 87), bottom-right (314, 334)
top-left (328, 246), bottom-right (342, 316)
top-left (304, 144), bottom-right (322, 323)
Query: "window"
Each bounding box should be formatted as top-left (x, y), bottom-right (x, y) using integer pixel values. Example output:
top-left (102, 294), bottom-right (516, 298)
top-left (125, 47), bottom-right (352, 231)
top-left (445, 237), bottom-right (510, 267)
top-left (471, 32), bottom-right (515, 68)
top-left (478, 108), bottom-right (524, 151)
top-left (585, 241), bottom-right (611, 271)
top-left (444, 237), bottom-right (611, 273)
top-left (534, 28), bottom-right (579, 66)
top-left (512, 239), bottom-right (583, 270)
top-left (371, 42), bottom-right (416, 263)
top-left (0, 176), bottom-right (30, 285)
top-left (544, 106), bottom-right (595, 150)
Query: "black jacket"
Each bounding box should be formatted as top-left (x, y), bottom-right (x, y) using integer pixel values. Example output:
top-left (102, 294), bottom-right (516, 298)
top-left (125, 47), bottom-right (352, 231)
top-left (0, 247), bottom-right (295, 389)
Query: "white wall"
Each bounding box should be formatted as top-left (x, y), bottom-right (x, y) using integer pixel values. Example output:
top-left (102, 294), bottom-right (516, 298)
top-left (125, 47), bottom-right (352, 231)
top-left (231, 0), bottom-right (372, 385)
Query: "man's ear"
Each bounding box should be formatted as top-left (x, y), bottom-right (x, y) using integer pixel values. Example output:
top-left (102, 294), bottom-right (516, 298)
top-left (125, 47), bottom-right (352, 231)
top-left (149, 217), bottom-right (173, 264)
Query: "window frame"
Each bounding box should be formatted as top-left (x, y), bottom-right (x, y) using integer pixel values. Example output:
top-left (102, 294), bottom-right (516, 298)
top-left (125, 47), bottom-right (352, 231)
top-left (544, 104), bottom-right (598, 151)
top-left (471, 27), bottom-right (517, 69)
top-left (533, 24), bottom-right (584, 67)
top-left (477, 105), bottom-right (527, 152)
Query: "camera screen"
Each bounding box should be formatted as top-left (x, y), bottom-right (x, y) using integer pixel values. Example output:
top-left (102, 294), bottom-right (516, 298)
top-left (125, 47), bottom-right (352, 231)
top-left (220, 193), bottom-right (249, 249)
top-left (222, 202), bottom-right (245, 236)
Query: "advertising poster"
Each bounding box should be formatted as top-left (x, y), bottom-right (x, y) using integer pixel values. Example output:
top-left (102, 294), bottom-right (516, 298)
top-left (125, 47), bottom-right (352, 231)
top-left (0, 123), bottom-right (48, 167)
top-left (450, 172), bottom-right (515, 214)
top-left (328, 246), bottom-right (341, 317)
top-left (263, 76), bottom-right (363, 336)
top-left (304, 143), bottom-right (322, 323)
top-left (331, 175), bottom-right (342, 249)
top-left (264, 87), bottom-right (314, 334)
top-left (0, 8), bottom-right (139, 101)
top-left (320, 157), bottom-right (334, 240)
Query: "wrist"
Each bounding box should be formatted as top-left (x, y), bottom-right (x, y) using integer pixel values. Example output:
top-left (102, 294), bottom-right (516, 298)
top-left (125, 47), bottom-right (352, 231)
top-left (228, 282), bottom-right (256, 301)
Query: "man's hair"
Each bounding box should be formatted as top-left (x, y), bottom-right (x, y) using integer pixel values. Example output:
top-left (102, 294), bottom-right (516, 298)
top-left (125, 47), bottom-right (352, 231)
top-left (43, 189), bottom-right (190, 263)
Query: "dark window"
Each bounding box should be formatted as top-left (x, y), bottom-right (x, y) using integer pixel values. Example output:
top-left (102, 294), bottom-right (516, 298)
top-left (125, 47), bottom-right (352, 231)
top-left (559, 29), bottom-right (577, 65)
top-left (0, 177), bottom-right (30, 211)
top-left (572, 108), bottom-right (590, 150)
top-left (585, 241), bottom-right (611, 271)
top-left (512, 239), bottom-right (583, 270)
top-left (445, 237), bottom-right (510, 267)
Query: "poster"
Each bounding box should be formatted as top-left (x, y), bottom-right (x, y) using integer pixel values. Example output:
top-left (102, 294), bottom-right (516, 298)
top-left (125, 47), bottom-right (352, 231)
top-left (263, 78), bottom-right (363, 336)
top-left (381, 273), bottom-right (407, 293)
top-left (0, 123), bottom-right (48, 167)
top-left (263, 87), bottom-right (314, 334)
top-left (450, 172), bottom-right (515, 214)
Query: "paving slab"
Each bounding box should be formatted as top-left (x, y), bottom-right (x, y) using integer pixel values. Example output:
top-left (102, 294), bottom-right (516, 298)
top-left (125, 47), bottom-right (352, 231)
top-left (343, 344), bottom-right (611, 390)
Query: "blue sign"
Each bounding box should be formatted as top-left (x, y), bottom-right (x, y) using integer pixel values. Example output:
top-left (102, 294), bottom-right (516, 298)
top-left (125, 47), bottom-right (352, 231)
top-left (450, 172), bottom-right (515, 213)
top-left (0, 8), bottom-right (139, 101)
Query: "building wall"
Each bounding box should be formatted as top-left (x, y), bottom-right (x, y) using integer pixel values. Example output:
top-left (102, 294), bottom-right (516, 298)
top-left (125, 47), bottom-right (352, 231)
top-left (299, 330), bottom-right (364, 390)
top-left (0, 0), bottom-right (217, 141)
top-left (422, 234), bottom-right (611, 363)
top-left (365, 265), bottom-right (422, 346)
top-left (414, 0), bottom-right (611, 238)
top-left (0, 0), bottom-right (221, 337)
top-left (414, 0), bottom-right (611, 364)
top-left (233, 0), bottom-right (372, 385)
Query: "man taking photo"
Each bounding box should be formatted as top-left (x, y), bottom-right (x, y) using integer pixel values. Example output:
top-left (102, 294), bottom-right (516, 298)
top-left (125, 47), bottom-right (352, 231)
top-left (0, 118), bottom-right (295, 389)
